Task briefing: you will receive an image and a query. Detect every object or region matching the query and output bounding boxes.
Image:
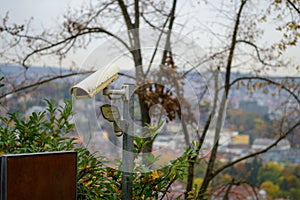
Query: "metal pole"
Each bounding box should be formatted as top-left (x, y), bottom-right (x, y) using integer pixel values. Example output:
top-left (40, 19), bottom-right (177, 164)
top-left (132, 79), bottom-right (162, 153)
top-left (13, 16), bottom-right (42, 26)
top-left (121, 84), bottom-right (135, 200)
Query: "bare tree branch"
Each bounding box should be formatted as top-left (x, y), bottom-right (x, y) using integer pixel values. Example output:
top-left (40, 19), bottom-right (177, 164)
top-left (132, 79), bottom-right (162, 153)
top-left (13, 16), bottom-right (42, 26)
top-left (161, 0), bottom-right (177, 66)
top-left (185, 112), bottom-right (212, 198)
top-left (183, 49), bottom-right (228, 77)
top-left (117, 0), bottom-right (134, 30)
top-left (224, 0), bottom-right (247, 97)
top-left (286, 0), bottom-right (300, 15)
top-left (212, 120), bottom-right (300, 179)
top-left (140, 12), bottom-right (165, 31)
top-left (229, 76), bottom-right (300, 104)
top-left (144, 0), bottom-right (177, 76)
top-left (236, 40), bottom-right (280, 67)
top-left (0, 71), bottom-right (93, 99)
top-left (134, 0), bottom-right (139, 29)
top-left (198, 0), bottom-right (248, 195)
top-left (21, 27), bottom-right (131, 67)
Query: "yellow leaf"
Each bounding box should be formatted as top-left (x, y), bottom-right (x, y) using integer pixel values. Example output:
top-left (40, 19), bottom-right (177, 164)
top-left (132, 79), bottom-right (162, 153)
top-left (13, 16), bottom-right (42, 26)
top-left (151, 170), bottom-right (160, 180)
top-left (148, 126), bottom-right (156, 131)
top-left (84, 180), bottom-right (93, 188)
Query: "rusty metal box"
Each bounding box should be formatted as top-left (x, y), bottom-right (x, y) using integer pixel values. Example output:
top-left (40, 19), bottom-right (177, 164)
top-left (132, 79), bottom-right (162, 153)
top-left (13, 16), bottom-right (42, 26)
top-left (0, 151), bottom-right (77, 200)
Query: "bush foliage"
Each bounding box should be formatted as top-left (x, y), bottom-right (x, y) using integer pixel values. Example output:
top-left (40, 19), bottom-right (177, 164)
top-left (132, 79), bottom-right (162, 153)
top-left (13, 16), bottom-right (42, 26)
top-left (0, 100), bottom-right (193, 199)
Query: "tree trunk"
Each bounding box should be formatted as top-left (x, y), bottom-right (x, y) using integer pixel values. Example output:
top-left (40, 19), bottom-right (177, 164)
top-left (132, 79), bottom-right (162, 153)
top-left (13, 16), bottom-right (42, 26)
top-left (198, 1), bottom-right (247, 196)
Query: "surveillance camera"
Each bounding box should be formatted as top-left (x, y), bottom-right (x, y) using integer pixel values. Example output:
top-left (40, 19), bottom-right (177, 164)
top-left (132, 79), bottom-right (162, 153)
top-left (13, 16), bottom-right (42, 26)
top-left (70, 65), bottom-right (119, 98)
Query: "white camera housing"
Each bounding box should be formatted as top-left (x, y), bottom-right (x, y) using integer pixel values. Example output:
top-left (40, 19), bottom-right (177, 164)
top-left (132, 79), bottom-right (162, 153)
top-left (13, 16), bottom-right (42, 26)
top-left (70, 65), bottom-right (119, 98)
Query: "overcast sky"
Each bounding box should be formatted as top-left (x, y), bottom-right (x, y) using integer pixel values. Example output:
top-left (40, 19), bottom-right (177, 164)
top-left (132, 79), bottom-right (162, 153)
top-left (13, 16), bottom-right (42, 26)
top-left (0, 0), bottom-right (81, 24)
top-left (0, 1), bottom-right (299, 76)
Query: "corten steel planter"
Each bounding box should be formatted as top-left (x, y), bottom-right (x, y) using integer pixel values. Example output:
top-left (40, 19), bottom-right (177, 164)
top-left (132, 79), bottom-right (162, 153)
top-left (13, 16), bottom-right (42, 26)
top-left (0, 151), bottom-right (77, 200)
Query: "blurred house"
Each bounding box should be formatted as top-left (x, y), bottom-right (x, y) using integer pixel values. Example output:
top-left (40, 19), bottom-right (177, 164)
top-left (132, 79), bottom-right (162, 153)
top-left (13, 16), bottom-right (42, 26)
top-left (260, 148), bottom-right (300, 164)
top-left (211, 184), bottom-right (266, 200)
top-left (239, 100), bottom-right (268, 117)
top-left (252, 138), bottom-right (291, 151)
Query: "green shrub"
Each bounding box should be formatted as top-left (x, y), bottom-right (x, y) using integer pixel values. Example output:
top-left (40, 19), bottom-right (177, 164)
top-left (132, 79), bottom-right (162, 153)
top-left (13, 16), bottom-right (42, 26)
top-left (0, 99), bottom-right (192, 199)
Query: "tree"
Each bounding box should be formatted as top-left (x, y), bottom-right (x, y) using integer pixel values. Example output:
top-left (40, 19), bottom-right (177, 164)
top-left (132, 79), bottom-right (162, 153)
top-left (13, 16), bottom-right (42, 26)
top-left (261, 181), bottom-right (280, 199)
top-left (279, 175), bottom-right (300, 192)
top-left (188, 0), bottom-right (300, 198)
top-left (245, 157), bottom-right (263, 185)
top-left (258, 161), bottom-right (283, 185)
top-left (1, 0), bottom-right (300, 198)
top-left (0, 0), bottom-right (182, 153)
top-left (290, 188), bottom-right (300, 200)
